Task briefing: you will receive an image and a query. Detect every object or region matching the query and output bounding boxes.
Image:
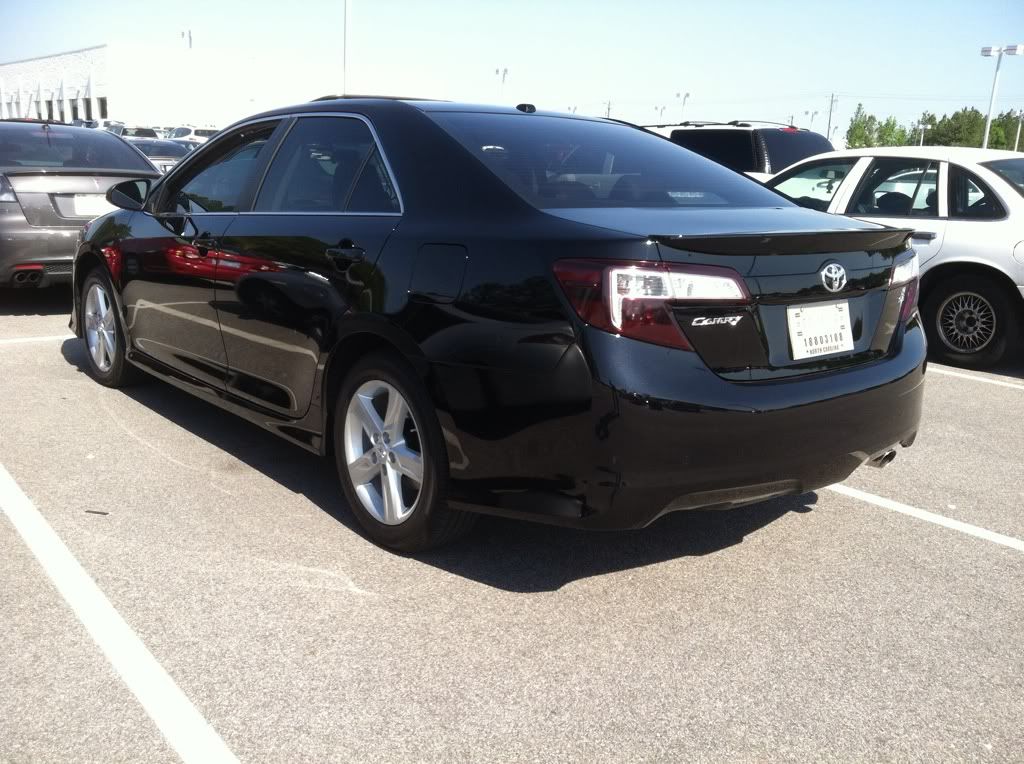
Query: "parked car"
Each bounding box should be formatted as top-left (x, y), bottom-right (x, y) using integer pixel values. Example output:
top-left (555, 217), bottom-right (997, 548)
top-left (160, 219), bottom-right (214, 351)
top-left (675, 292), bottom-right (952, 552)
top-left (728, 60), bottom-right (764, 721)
top-left (646, 121), bottom-right (834, 179)
top-left (70, 119), bottom-right (99, 128)
top-left (126, 137), bottom-right (191, 174)
top-left (167, 126), bottom-right (218, 143)
top-left (169, 138), bottom-right (200, 154)
top-left (71, 98), bottom-right (924, 551)
top-left (0, 120), bottom-right (159, 288)
top-left (768, 146), bottom-right (1024, 367)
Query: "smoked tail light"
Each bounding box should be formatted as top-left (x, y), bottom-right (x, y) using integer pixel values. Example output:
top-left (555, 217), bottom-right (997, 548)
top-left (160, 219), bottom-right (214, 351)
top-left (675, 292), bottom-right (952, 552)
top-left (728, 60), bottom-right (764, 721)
top-left (890, 253), bottom-right (920, 323)
top-left (553, 259), bottom-right (750, 351)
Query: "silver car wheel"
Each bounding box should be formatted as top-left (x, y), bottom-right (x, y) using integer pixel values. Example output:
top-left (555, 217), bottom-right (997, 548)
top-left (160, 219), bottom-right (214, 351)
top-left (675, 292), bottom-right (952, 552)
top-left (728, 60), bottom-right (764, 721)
top-left (343, 380), bottom-right (424, 525)
top-left (84, 282), bottom-right (117, 372)
top-left (937, 291), bottom-right (996, 353)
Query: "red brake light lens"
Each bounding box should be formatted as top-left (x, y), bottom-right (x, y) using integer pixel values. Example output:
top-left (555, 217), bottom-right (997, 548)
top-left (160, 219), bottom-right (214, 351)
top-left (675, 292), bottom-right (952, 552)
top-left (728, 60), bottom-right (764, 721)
top-left (553, 259), bottom-right (749, 350)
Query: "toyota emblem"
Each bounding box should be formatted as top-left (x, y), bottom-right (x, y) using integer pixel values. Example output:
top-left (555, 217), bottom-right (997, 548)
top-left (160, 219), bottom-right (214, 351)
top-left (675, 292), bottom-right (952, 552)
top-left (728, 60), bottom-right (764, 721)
top-left (820, 263), bottom-right (847, 293)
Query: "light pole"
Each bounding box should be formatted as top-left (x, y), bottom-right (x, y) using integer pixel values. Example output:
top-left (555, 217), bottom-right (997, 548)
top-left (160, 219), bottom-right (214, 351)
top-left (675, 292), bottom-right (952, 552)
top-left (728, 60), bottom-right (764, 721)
top-left (804, 110), bottom-right (819, 129)
top-left (918, 123), bottom-right (931, 146)
top-left (495, 67), bottom-right (508, 100)
top-left (656, 105), bottom-right (666, 120)
top-left (567, 105), bottom-right (577, 114)
top-left (341, 0), bottom-right (348, 95)
top-left (981, 45), bottom-right (1024, 149)
top-left (675, 91), bottom-right (690, 122)
top-left (1015, 110), bottom-right (1023, 151)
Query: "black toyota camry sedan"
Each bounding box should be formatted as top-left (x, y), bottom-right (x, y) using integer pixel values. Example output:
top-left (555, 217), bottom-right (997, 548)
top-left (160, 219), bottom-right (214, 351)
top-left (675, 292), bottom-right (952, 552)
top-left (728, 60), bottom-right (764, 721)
top-left (70, 97), bottom-right (925, 551)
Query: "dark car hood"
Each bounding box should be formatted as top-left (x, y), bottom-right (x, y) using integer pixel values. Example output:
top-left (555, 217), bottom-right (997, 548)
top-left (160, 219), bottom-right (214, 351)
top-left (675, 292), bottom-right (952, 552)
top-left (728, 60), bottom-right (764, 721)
top-left (542, 205), bottom-right (887, 238)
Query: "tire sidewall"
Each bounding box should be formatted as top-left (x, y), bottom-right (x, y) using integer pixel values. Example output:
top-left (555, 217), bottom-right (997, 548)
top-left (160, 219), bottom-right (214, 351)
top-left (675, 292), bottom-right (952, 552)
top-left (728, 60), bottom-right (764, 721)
top-left (332, 353), bottom-right (447, 552)
top-left (81, 269), bottom-right (132, 385)
top-left (922, 275), bottom-right (1019, 368)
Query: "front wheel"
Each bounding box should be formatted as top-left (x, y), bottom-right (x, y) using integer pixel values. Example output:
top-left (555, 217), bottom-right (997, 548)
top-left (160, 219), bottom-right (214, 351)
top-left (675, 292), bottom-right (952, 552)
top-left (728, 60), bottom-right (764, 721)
top-left (922, 275), bottom-right (1020, 368)
top-left (332, 352), bottom-right (476, 552)
top-left (80, 269), bottom-right (143, 387)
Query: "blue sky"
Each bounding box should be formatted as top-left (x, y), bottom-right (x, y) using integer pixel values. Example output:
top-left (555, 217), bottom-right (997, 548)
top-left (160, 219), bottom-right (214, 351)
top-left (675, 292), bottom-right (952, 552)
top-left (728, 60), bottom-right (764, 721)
top-left (4, 0), bottom-right (1024, 134)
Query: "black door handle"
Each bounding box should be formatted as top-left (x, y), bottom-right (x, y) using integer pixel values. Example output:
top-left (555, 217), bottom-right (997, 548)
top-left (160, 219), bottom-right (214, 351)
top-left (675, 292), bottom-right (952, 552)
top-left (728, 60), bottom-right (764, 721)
top-left (326, 242), bottom-right (366, 268)
top-left (192, 235), bottom-right (218, 256)
top-left (911, 231), bottom-right (936, 242)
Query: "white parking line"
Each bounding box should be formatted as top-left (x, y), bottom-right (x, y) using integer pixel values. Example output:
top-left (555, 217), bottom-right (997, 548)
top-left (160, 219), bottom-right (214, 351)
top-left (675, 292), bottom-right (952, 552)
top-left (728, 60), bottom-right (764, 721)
top-left (827, 483), bottom-right (1024, 553)
top-left (0, 463), bottom-right (239, 764)
top-left (929, 365), bottom-right (1024, 391)
top-left (0, 334), bottom-right (73, 345)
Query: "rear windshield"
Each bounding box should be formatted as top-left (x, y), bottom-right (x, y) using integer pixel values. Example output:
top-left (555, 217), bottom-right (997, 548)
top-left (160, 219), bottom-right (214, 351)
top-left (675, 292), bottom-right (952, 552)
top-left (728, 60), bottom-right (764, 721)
top-left (0, 124), bottom-right (154, 171)
top-left (194, 129), bottom-right (218, 138)
top-left (759, 129), bottom-right (833, 173)
top-left (132, 140), bottom-right (189, 158)
top-left (169, 128), bottom-right (192, 138)
top-left (430, 113), bottom-right (787, 209)
top-left (669, 129), bottom-right (757, 173)
top-left (982, 158), bottom-right (1024, 199)
top-left (123, 127), bottom-right (158, 138)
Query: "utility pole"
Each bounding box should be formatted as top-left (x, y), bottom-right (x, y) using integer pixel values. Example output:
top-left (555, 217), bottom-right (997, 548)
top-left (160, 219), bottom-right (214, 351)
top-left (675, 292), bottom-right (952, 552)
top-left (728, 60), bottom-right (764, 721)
top-left (825, 93), bottom-right (839, 137)
top-left (919, 124), bottom-right (931, 146)
top-left (494, 67), bottom-right (508, 100)
top-left (787, 114), bottom-right (794, 126)
top-left (1015, 109), bottom-right (1023, 151)
top-left (604, 101), bottom-right (612, 118)
top-left (981, 45), bottom-right (1023, 148)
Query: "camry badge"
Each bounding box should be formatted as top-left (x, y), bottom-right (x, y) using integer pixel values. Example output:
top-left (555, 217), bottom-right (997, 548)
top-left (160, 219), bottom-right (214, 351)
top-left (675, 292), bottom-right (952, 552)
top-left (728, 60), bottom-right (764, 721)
top-left (821, 263), bottom-right (847, 293)
top-left (692, 316), bottom-right (743, 327)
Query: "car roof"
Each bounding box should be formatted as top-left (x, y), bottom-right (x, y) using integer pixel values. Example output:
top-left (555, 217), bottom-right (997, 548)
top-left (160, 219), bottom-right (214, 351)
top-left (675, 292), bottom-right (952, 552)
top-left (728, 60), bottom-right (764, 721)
top-left (808, 145), bottom-right (1022, 164)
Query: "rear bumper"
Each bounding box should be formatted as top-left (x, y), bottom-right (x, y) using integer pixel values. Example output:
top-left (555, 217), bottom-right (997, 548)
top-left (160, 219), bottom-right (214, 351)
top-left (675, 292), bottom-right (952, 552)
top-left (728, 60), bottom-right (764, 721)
top-left (442, 316), bottom-right (926, 529)
top-left (0, 221), bottom-right (79, 286)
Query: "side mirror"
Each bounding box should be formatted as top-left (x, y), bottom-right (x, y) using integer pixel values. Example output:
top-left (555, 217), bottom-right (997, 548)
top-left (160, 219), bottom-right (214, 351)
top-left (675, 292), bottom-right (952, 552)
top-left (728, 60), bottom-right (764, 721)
top-left (106, 179), bottom-right (151, 211)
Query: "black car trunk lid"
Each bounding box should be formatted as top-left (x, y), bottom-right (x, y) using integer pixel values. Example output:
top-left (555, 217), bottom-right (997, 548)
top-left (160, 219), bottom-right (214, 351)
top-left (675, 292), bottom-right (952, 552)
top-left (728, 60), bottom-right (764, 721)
top-left (5, 169), bottom-right (157, 228)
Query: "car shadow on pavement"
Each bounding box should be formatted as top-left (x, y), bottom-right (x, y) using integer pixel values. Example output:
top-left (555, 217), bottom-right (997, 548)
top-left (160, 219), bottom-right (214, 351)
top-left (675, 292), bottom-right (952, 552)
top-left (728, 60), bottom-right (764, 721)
top-left (60, 337), bottom-right (816, 593)
top-left (0, 286), bottom-right (73, 317)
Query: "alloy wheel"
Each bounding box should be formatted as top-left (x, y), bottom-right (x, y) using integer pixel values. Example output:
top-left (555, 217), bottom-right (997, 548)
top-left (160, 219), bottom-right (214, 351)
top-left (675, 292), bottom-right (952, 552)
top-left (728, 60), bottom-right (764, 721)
top-left (343, 380), bottom-right (424, 525)
top-left (84, 282), bottom-right (117, 372)
top-left (936, 291), bottom-right (996, 353)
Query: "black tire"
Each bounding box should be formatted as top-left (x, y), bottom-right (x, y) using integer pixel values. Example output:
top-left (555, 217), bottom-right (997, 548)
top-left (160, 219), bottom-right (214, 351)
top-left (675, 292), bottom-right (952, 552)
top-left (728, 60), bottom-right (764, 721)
top-left (80, 268), bottom-right (144, 387)
top-left (922, 274), bottom-right (1020, 368)
top-left (332, 351), bottom-right (476, 552)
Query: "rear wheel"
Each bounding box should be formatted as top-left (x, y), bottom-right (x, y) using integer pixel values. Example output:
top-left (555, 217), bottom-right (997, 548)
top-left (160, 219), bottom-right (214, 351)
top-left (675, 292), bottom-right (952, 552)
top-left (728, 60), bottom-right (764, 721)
top-left (333, 352), bottom-right (476, 551)
top-left (80, 269), bottom-right (142, 387)
top-left (922, 275), bottom-right (1020, 368)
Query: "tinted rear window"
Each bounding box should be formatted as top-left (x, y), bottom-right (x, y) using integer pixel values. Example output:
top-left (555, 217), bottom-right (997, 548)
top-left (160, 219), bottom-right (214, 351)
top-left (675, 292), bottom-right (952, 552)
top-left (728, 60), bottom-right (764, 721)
top-left (132, 140), bottom-right (189, 158)
top-left (195, 129), bottom-right (218, 138)
top-left (669, 129), bottom-right (757, 173)
top-left (982, 158), bottom-right (1024, 199)
top-left (430, 113), bottom-right (787, 210)
top-left (759, 129), bottom-right (834, 173)
top-left (169, 128), bottom-right (192, 138)
top-left (123, 128), bottom-right (158, 138)
top-left (0, 124), bottom-right (153, 171)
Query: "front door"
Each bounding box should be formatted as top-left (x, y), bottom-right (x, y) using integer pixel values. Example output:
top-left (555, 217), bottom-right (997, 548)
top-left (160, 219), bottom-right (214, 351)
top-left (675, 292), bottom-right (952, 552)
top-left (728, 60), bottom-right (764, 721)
top-left (214, 115), bottom-right (402, 418)
top-left (120, 120), bottom-right (283, 389)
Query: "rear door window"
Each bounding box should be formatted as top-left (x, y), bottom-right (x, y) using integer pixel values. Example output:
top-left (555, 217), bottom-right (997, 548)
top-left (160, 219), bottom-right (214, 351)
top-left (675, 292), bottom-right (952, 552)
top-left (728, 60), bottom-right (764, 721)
top-left (254, 116), bottom-right (400, 213)
top-left (770, 159), bottom-right (858, 212)
top-left (0, 123), bottom-right (153, 171)
top-left (430, 113), bottom-right (787, 209)
top-left (948, 164), bottom-right (1004, 219)
top-left (758, 129), bottom-right (834, 173)
top-left (849, 158), bottom-right (939, 217)
top-left (668, 129), bottom-right (756, 173)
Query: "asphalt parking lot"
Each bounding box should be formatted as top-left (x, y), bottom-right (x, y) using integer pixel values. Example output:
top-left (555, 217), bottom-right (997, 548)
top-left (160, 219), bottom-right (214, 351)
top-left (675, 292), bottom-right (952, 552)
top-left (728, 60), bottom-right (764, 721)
top-left (2, 287), bottom-right (1023, 763)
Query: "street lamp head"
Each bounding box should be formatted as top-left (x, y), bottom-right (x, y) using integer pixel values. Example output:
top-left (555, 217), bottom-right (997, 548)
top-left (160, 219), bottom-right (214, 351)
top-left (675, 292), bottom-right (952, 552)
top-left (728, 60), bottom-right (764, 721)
top-left (1003, 44), bottom-right (1024, 56)
top-left (981, 46), bottom-right (999, 57)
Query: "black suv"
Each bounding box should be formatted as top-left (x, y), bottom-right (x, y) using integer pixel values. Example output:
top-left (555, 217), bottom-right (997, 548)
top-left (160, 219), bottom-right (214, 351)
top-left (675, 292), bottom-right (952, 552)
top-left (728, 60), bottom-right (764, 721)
top-left (71, 98), bottom-right (924, 551)
top-left (651, 121), bottom-right (834, 176)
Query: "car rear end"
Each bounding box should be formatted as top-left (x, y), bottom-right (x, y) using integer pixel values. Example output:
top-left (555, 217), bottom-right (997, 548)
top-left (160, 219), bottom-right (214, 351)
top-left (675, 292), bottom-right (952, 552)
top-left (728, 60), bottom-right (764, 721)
top-left (427, 109), bottom-right (925, 528)
top-left (551, 212), bottom-right (923, 526)
top-left (0, 122), bottom-right (158, 287)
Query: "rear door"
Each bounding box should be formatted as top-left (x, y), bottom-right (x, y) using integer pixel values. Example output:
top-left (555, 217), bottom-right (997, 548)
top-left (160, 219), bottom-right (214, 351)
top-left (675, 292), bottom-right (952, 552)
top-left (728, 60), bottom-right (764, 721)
top-left (840, 156), bottom-right (947, 264)
top-left (214, 114), bottom-right (402, 418)
top-left (942, 163), bottom-right (1013, 268)
top-left (119, 120), bottom-right (283, 389)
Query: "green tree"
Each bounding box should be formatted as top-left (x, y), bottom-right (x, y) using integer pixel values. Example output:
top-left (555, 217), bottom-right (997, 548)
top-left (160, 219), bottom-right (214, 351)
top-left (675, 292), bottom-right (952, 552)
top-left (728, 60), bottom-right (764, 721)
top-left (845, 103), bottom-right (878, 148)
top-left (876, 116), bottom-right (909, 146)
top-left (929, 108), bottom-right (986, 147)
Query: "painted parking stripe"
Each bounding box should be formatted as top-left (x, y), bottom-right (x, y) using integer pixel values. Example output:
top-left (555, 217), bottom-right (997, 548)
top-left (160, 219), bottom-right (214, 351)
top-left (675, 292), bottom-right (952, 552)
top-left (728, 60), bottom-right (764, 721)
top-left (0, 463), bottom-right (239, 764)
top-left (0, 334), bottom-right (74, 345)
top-left (827, 483), bottom-right (1024, 553)
top-left (929, 366), bottom-right (1024, 391)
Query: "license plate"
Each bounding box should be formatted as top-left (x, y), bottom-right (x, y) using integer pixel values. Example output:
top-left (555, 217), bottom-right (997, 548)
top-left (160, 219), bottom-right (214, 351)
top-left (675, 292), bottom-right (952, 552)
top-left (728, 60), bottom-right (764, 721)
top-left (73, 194), bottom-right (115, 217)
top-left (786, 300), bottom-right (854, 360)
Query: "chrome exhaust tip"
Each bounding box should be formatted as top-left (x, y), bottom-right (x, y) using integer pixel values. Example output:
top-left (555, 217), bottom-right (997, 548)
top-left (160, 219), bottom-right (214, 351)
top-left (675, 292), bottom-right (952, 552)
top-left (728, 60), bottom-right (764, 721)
top-left (868, 449), bottom-right (897, 469)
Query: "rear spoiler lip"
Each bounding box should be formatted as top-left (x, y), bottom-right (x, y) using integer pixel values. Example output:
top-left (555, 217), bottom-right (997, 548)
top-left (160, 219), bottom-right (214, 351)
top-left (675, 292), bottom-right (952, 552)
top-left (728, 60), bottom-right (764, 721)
top-left (650, 228), bottom-right (914, 256)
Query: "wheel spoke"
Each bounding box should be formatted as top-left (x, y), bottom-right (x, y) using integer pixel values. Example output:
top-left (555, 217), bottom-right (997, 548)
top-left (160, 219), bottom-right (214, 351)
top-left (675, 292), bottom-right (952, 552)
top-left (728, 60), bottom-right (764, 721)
top-left (353, 392), bottom-right (384, 436)
top-left (381, 464), bottom-right (404, 523)
top-left (391, 444), bottom-right (423, 485)
top-left (347, 452), bottom-right (378, 486)
top-left (382, 390), bottom-right (409, 443)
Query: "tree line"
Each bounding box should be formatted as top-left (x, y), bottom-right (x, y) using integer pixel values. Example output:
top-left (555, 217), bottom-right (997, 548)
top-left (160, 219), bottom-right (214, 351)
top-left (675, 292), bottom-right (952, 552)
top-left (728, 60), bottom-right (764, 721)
top-left (844, 103), bottom-right (1023, 150)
